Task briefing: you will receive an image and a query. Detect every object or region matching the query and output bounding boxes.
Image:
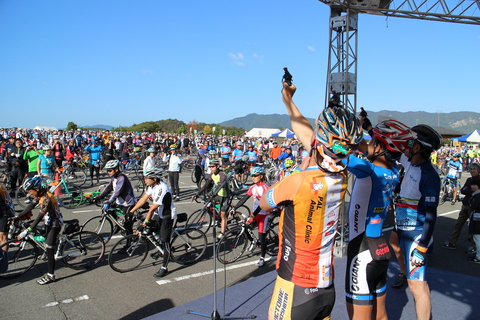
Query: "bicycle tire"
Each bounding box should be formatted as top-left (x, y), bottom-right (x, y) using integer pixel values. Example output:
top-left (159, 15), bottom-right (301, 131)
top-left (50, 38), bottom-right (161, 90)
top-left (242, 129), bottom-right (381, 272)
top-left (82, 215), bottom-right (114, 244)
top-left (171, 228), bottom-right (207, 265)
top-left (65, 166), bottom-right (87, 187)
top-left (61, 231), bottom-right (105, 270)
top-left (108, 234), bottom-right (149, 273)
top-left (228, 205), bottom-right (250, 227)
top-left (0, 239), bottom-right (38, 279)
top-left (186, 208), bottom-right (213, 234)
top-left (265, 223), bottom-right (279, 256)
top-left (216, 227), bottom-right (248, 264)
top-left (58, 184), bottom-right (83, 209)
top-left (130, 176), bottom-right (145, 199)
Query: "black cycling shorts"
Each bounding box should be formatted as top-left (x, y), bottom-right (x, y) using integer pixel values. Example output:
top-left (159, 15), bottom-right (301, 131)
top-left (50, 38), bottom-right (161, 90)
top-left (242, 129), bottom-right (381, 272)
top-left (345, 234), bottom-right (389, 306)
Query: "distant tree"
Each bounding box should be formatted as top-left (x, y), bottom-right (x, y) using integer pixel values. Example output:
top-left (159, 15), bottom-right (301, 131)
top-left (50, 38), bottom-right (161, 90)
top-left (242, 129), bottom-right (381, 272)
top-left (177, 124), bottom-right (187, 134)
top-left (203, 125), bottom-right (212, 135)
top-left (66, 122), bottom-right (78, 131)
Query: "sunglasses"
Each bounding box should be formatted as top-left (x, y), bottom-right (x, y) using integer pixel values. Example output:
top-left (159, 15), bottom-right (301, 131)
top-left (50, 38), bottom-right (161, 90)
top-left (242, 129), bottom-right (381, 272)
top-left (144, 177), bottom-right (154, 180)
top-left (251, 174), bottom-right (262, 177)
top-left (208, 165), bottom-right (217, 168)
top-left (107, 169), bottom-right (114, 172)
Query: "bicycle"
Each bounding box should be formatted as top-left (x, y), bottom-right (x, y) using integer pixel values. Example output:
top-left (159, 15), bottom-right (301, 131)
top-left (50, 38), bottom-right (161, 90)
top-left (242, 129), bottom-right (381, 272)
top-left (186, 195), bottom-right (250, 234)
top-left (63, 157), bottom-right (88, 187)
top-left (108, 213), bottom-right (207, 272)
top-left (216, 214), bottom-right (279, 264)
top-left (439, 176), bottom-right (459, 205)
top-left (71, 185), bottom-right (105, 207)
top-left (81, 204), bottom-right (147, 244)
top-left (0, 218), bottom-right (105, 279)
top-left (15, 173), bottom-right (83, 210)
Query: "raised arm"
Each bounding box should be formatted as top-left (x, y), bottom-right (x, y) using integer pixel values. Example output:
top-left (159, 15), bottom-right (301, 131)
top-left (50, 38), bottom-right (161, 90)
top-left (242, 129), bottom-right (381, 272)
top-left (281, 82), bottom-right (314, 152)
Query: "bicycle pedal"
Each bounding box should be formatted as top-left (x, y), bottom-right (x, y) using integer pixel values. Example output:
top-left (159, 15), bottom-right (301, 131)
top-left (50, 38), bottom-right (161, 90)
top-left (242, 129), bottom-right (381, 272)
top-left (150, 251), bottom-right (163, 260)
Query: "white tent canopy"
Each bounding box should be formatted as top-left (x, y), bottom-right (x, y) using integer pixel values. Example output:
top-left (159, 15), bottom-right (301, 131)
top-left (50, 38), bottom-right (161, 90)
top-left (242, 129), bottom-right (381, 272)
top-left (33, 126), bottom-right (58, 131)
top-left (452, 130), bottom-right (480, 143)
top-left (271, 129), bottom-right (295, 138)
top-left (245, 128), bottom-right (280, 138)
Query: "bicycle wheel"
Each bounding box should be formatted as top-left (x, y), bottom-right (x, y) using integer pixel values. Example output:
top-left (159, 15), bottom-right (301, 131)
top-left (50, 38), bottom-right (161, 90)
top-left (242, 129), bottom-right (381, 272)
top-left (130, 175), bottom-right (145, 199)
top-left (265, 223), bottom-right (279, 256)
top-left (82, 215), bottom-right (114, 243)
top-left (108, 234), bottom-right (149, 273)
top-left (171, 228), bottom-right (207, 265)
top-left (58, 184), bottom-right (83, 209)
top-left (15, 186), bottom-right (31, 210)
top-left (186, 208), bottom-right (212, 234)
top-left (65, 166), bottom-right (87, 187)
top-left (61, 231), bottom-right (105, 270)
top-left (0, 239), bottom-right (38, 279)
top-left (216, 227), bottom-right (248, 264)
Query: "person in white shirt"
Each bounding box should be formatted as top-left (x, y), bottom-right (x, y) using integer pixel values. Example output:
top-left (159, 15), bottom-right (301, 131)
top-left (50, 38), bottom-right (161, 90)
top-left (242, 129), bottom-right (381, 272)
top-left (143, 147), bottom-right (156, 175)
top-left (130, 167), bottom-right (177, 278)
top-left (167, 144), bottom-right (182, 200)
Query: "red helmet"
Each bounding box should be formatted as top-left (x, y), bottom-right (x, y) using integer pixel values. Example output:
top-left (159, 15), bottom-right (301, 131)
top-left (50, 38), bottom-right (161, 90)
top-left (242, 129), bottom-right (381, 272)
top-left (372, 119), bottom-right (414, 154)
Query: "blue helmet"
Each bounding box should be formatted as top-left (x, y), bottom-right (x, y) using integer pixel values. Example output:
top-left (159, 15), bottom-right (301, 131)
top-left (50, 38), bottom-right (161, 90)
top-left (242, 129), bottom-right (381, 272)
top-left (250, 166), bottom-right (265, 176)
top-left (23, 176), bottom-right (46, 191)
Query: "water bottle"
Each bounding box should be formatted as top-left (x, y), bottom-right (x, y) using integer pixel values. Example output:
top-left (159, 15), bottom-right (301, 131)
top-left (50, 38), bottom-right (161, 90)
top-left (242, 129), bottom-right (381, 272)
top-left (8, 225), bottom-right (17, 240)
top-left (34, 235), bottom-right (46, 242)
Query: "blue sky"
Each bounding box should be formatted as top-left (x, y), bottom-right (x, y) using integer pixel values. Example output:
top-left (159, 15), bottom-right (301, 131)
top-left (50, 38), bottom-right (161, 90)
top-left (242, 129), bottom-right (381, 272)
top-left (1, 0), bottom-right (479, 129)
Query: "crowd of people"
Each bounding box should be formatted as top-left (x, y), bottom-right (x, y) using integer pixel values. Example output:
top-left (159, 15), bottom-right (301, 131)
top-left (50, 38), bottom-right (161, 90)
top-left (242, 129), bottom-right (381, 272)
top-left (1, 91), bottom-right (480, 319)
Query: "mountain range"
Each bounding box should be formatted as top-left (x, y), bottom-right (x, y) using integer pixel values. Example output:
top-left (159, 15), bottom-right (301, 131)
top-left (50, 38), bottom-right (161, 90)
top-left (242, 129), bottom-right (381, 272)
top-left (219, 111), bottom-right (480, 134)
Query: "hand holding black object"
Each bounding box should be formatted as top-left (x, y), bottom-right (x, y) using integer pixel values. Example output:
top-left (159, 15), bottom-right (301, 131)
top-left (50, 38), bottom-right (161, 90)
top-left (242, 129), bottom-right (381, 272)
top-left (282, 68), bottom-right (293, 86)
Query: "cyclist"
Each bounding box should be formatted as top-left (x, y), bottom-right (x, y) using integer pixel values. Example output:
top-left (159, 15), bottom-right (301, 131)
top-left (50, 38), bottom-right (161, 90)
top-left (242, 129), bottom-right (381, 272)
top-left (36, 145), bottom-right (58, 182)
top-left (143, 147), bottom-right (157, 174)
top-left (235, 166), bottom-right (271, 267)
top-left (166, 144), bottom-right (182, 201)
top-left (51, 135), bottom-right (64, 168)
top-left (232, 142), bottom-right (247, 188)
top-left (23, 143), bottom-right (41, 178)
top-left (390, 124), bottom-right (442, 320)
top-left (0, 182), bottom-right (15, 247)
top-left (192, 159), bottom-right (229, 239)
top-left (14, 176), bottom-right (64, 285)
top-left (441, 162), bottom-right (480, 252)
top-left (343, 117), bottom-right (414, 320)
top-left (219, 141), bottom-right (231, 166)
top-left (85, 139), bottom-right (104, 186)
top-left (446, 153), bottom-right (462, 205)
top-left (8, 139), bottom-right (27, 191)
top-left (96, 160), bottom-right (137, 242)
top-left (260, 82), bottom-right (362, 320)
top-left (130, 167), bottom-right (177, 278)
top-left (245, 144), bottom-right (258, 167)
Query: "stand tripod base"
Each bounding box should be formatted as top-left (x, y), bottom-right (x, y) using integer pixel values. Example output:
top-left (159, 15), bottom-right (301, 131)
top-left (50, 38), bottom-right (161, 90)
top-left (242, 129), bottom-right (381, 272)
top-left (186, 309), bottom-right (256, 319)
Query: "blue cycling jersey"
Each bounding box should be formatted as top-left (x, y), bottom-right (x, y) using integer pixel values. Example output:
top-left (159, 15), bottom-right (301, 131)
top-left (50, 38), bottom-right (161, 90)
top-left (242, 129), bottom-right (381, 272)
top-left (344, 155), bottom-right (399, 240)
top-left (245, 150), bottom-right (257, 162)
top-left (232, 148), bottom-right (244, 162)
top-left (395, 154), bottom-right (440, 233)
top-left (446, 160), bottom-right (462, 179)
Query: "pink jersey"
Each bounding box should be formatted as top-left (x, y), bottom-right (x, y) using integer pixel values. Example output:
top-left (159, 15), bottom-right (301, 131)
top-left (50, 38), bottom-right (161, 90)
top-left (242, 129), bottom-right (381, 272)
top-left (247, 182), bottom-right (269, 215)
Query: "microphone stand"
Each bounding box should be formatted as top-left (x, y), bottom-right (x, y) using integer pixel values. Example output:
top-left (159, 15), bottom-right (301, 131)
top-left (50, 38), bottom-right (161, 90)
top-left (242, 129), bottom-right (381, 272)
top-left (187, 171), bottom-right (256, 319)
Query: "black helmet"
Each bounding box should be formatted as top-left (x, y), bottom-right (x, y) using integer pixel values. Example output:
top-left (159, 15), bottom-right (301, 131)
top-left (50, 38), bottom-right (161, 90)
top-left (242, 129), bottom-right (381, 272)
top-left (411, 125), bottom-right (442, 151)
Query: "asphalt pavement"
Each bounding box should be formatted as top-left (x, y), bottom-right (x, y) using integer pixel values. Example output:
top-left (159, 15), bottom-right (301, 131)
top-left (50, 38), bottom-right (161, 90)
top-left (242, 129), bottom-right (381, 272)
top-left (1, 168), bottom-right (478, 320)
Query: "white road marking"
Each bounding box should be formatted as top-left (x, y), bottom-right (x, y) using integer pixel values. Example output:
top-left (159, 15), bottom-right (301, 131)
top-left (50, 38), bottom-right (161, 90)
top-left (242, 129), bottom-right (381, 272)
top-left (72, 209), bottom-right (101, 214)
top-left (42, 295), bottom-right (90, 308)
top-left (156, 260), bottom-right (264, 286)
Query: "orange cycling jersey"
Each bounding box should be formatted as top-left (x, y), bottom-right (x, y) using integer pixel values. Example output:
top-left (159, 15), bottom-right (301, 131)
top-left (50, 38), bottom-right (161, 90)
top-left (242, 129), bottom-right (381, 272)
top-left (265, 167), bottom-right (347, 288)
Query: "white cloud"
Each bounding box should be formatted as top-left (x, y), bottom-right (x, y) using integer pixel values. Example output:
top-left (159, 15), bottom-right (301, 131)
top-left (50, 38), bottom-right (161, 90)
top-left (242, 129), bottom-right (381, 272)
top-left (141, 69), bottom-right (153, 74)
top-left (42, 81), bottom-right (49, 86)
top-left (229, 52), bottom-right (245, 66)
top-left (308, 46), bottom-right (316, 52)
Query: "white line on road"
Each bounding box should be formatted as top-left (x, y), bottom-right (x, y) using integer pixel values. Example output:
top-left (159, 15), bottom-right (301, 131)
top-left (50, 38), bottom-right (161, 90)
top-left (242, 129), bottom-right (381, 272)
top-left (42, 295), bottom-right (90, 308)
top-left (72, 209), bottom-right (101, 213)
top-left (156, 260), bottom-right (262, 286)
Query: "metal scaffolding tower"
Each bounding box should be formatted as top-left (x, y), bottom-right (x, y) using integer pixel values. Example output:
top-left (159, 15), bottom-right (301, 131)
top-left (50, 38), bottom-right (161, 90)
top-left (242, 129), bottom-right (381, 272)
top-left (316, 0), bottom-right (480, 256)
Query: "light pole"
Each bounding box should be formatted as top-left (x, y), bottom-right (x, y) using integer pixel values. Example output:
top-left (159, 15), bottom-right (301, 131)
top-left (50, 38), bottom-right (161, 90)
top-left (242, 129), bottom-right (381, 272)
top-left (436, 110), bottom-right (442, 127)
